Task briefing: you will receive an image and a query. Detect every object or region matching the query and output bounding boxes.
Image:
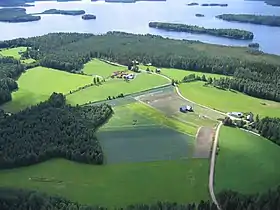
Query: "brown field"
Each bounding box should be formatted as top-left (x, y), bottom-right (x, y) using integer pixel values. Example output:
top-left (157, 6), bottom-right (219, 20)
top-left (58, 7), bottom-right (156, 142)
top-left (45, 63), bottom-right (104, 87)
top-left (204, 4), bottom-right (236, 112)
top-left (193, 127), bottom-right (214, 158)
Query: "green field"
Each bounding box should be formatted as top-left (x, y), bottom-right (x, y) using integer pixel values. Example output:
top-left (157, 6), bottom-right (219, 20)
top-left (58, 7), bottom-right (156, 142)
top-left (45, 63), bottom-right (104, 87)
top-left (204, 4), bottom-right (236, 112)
top-left (179, 81), bottom-right (280, 118)
top-left (67, 73), bottom-right (169, 105)
top-left (215, 126), bottom-right (280, 194)
top-left (0, 47), bottom-right (27, 59)
top-left (139, 65), bottom-right (228, 81)
top-left (83, 59), bottom-right (126, 77)
top-left (0, 158), bottom-right (209, 207)
top-left (1, 66), bottom-right (93, 112)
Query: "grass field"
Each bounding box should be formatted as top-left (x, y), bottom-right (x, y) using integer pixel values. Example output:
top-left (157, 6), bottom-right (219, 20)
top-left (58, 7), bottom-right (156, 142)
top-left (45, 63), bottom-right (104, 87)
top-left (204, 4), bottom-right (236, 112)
top-left (1, 67), bottom-right (93, 112)
top-left (179, 81), bottom-right (280, 118)
top-left (83, 59), bottom-right (125, 77)
top-left (215, 126), bottom-right (280, 194)
top-left (67, 73), bottom-right (169, 105)
top-left (0, 158), bottom-right (209, 207)
top-left (139, 65), bottom-right (228, 81)
top-left (0, 47), bottom-right (27, 59)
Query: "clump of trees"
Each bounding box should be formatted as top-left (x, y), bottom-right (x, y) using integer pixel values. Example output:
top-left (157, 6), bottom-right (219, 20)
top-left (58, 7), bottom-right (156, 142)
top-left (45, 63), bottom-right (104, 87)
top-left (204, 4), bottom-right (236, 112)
top-left (0, 93), bottom-right (113, 169)
top-left (255, 117), bottom-right (280, 145)
top-left (149, 22), bottom-right (254, 40)
top-left (0, 57), bottom-right (24, 105)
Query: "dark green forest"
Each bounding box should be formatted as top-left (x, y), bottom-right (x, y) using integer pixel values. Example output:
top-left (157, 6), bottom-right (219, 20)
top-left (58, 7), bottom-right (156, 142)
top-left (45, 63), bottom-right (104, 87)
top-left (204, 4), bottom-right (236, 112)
top-left (216, 14), bottom-right (280, 27)
top-left (1, 186), bottom-right (280, 210)
top-left (256, 117), bottom-right (280, 146)
top-left (0, 93), bottom-right (113, 169)
top-left (0, 8), bottom-right (41, 23)
top-left (149, 22), bottom-right (254, 40)
top-left (0, 57), bottom-right (24, 105)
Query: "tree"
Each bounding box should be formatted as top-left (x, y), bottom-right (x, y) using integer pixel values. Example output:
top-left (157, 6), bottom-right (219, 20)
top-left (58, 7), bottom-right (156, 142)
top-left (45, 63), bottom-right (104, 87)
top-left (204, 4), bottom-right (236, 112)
top-left (223, 117), bottom-right (233, 126)
top-left (208, 77), bottom-right (213, 84)
top-left (201, 74), bottom-right (207, 82)
top-left (96, 77), bottom-right (100, 84)
top-left (93, 77), bottom-right (96, 85)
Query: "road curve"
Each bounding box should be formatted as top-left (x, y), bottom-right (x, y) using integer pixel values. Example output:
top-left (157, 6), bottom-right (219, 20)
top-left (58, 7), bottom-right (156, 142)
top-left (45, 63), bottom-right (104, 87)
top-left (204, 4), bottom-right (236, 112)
top-left (209, 122), bottom-right (222, 210)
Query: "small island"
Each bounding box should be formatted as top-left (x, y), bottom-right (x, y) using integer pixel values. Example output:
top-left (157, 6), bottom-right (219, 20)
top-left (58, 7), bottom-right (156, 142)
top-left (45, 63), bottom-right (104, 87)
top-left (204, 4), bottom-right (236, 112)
top-left (195, 14), bottom-right (205, 17)
top-left (187, 2), bottom-right (199, 6)
top-left (248, 43), bottom-right (260, 48)
top-left (82, 14), bottom-right (96, 20)
top-left (0, 8), bottom-right (41, 23)
top-left (201, 3), bottom-right (228, 6)
top-left (149, 22), bottom-right (254, 40)
top-left (40, 9), bottom-right (86, 16)
top-left (216, 14), bottom-right (280, 27)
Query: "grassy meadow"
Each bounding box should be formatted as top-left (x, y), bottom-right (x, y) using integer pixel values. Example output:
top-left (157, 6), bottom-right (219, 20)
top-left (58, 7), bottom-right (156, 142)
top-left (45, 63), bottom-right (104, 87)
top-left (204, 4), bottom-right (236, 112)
top-left (139, 65), bottom-right (228, 81)
top-left (83, 59), bottom-right (126, 77)
top-left (67, 73), bottom-right (169, 105)
top-left (215, 126), bottom-right (280, 194)
top-left (0, 47), bottom-right (27, 59)
top-left (179, 81), bottom-right (280, 118)
top-left (0, 158), bottom-right (209, 208)
top-left (1, 66), bottom-right (93, 112)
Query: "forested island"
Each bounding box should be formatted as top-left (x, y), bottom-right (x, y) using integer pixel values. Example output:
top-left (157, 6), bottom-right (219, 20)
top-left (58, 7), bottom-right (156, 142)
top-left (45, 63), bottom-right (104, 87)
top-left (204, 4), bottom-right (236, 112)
top-left (216, 14), bottom-right (280, 27)
top-left (149, 22), bottom-right (254, 40)
top-left (249, 0), bottom-right (280, 6)
top-left (201, 3), bottom-right (228, 6)
top-left (0, 0), bottom-right (82, 7)
top-left (187, 2), bottom-right (199, 6)
top-left (82, 14), bottom-right (97, 20)
top-left (39, 9), bottom-right (86, 15)
top-left (0, 8), bottom-right (41, 23)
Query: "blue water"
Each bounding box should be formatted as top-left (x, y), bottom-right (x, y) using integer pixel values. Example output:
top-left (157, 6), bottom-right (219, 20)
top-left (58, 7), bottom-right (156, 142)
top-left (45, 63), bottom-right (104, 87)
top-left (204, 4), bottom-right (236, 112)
top-left (1, 0), bottom-right (280, 55)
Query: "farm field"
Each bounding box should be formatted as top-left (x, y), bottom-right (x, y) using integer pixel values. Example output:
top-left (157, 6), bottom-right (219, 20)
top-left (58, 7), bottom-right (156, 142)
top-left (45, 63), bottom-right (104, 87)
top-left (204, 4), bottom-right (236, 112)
top-left (67, 73), bottom-right (169, 105)
top-left (179, 81), bottom-right (280, 118)
top-left (215, 126), bottom-right (280, 194)
top-left (83, 59), bottom-right (125, 77)
top-left (0, 158), bottom-right (209, 208)
top-left (1, 66), bottom-right (93, 112)
top-left (139, 65), bottom-right (228, 81)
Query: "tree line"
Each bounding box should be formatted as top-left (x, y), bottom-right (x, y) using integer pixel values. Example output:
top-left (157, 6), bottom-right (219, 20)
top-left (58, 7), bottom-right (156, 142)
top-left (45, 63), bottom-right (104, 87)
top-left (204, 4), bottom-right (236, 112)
top-left (149, 22), bottom-right (254, 40)
top-left (1, 186), bottom-right (280, 210)
top-left (0, 57), bottom-right (24, 105)
top-left (0, 93), bottom-right (113, 169)
top-left (216, 14), bottom-right (280, 27)
top-left (2, 32), bottom-right (280, 103)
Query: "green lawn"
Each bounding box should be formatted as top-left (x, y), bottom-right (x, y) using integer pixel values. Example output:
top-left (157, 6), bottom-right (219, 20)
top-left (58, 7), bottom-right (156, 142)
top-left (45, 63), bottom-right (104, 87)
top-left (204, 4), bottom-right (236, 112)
top-left (67, 73), bottom-right (169, 105)
top-left (215, 126), bottom-right (280, 194)
top-left (139, 65), bottom-right (228, 81)
top-left (1, 67), bottom-right (93, 112)
top-left (179, 81), bottom-right (280, 118)
top-left (0, 158), bottom-right (209, 208)
top-left (0, 47), bottom-right (27, 59)
top-left (83, 59), bottom-right (126, 78)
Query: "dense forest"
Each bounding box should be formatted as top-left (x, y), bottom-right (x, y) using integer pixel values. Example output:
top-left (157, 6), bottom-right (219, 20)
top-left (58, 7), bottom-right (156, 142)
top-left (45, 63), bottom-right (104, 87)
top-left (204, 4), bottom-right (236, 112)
top-left (149, 22), bottom-right (254, 40)
top-left (0, 57), bottom-right (25, 105)
top-left (0, 8), bottom-right (41, 23)
top-left (255, 117), bottom-right (280, 145)
top-left (1, 186), bottom-right (280, 210)
top-left (2, 32), bottom-right (280, 103)
top-left (0, 93), bottom-right (113, 169)
top-left (216, 14), bottom-right (280, 27)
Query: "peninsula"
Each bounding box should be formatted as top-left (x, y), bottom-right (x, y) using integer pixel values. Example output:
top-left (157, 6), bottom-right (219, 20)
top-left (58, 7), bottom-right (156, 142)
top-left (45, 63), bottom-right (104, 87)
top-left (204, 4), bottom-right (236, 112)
top-left (40, 9), bottom-right (86, 16)
top-left (149, 22), bottom-right (254, 40)
top-left (216, 14), bottom-right (280, 27)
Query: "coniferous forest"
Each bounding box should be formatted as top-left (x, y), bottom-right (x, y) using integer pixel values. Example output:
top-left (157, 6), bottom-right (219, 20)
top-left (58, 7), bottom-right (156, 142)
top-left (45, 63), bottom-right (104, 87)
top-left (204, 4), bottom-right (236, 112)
top-left (0, 93), bottom-right (113, 169)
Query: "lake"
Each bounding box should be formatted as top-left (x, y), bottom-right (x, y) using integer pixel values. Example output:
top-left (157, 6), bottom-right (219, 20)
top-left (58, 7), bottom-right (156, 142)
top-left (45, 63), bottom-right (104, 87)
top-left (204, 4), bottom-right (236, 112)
top-left (1, 0), bottom-right (280, 55)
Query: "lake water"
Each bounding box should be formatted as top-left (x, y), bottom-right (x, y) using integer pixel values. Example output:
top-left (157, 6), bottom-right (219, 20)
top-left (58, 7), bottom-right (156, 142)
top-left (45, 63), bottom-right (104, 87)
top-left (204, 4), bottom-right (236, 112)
top-left (1, 0), bottom-right (280, 55)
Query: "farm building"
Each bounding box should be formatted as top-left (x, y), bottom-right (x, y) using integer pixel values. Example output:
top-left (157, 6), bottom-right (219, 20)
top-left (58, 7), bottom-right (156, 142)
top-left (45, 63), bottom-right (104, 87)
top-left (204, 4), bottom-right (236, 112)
top-left (228, 112), bottom-right (243, 118)
top-left (179, 105), bottom-right (193, 113)
top-left (156, 68), bottom-right (161, 73)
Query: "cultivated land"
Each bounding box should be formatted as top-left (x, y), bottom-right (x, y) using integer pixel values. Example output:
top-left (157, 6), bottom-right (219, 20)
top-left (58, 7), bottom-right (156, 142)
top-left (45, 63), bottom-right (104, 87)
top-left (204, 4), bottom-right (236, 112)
top-left (1, 67), bottom-right (93, 112)
top-left (139, 65), bottom-right (228, 81)
top-left (83, 59), bottom-right (126, 77)
top-left (215, 126), bottom-right (280, 194)
top-left (179, 81), bottom-right (280, 118)
top-left (0, 158), bottom-right (209, 207)
top-left (67, 73), bottom-right (169, 105)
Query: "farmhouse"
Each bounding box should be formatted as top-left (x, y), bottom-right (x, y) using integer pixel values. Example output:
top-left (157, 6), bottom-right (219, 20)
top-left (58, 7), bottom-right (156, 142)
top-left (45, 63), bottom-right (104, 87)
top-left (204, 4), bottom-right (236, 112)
top-left (228, 112), bottom-right (243, 118)
top-left (156, 68), bottom-right (161, 73)
top-left (179, 105), bottom-right (193, 113)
